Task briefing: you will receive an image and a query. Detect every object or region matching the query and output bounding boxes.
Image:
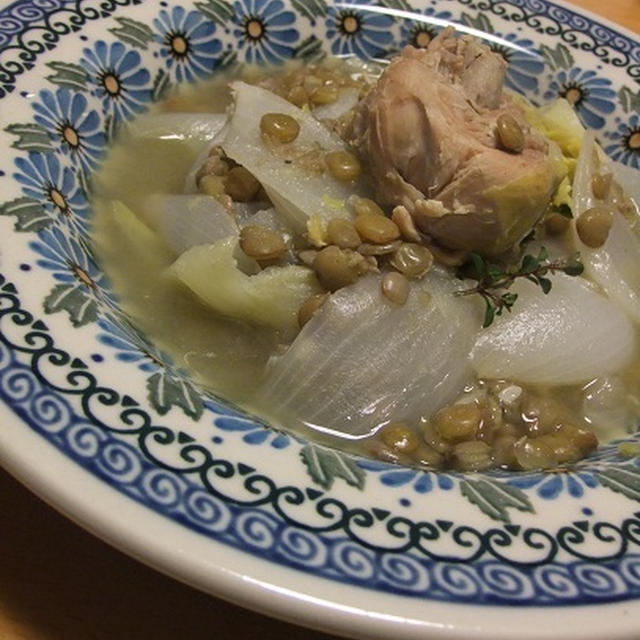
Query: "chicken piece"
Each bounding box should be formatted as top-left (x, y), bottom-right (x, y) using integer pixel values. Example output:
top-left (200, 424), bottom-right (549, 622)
top-left (349, 28), bottom-right (564, 256)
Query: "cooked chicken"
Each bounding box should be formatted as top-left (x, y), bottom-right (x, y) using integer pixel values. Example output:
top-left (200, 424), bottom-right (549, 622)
top-left (349, 28), bottom-right (564, 256)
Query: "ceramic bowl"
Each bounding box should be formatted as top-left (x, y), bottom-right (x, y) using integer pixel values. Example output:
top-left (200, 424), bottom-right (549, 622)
top-left (1, 1), bottom-right (639, 638)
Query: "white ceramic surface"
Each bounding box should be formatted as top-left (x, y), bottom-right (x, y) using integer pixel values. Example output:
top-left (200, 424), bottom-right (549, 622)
top-left (1, 1), bottom-right (639, 638)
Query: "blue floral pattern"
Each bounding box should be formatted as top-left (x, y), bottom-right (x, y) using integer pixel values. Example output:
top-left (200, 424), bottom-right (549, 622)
top-left (31, 89), bottom-right (105, 173)
top-left (325, 0), bottom-right (394, 59)
top-left (358, 459), bottom-right (455, 493)
top-left (489, 33), bottom-right (545, 95)
top-left (215, 415), bottom-right (292, 447)
top-left (1, 0), bottom-right (640, 618)
top-left (232, 0), bottom-right (298, 65)
top-left (154, 7), bottom-right (222, 83)
top-left (14, 152), bottom-right (90, 237)
top-left (399, 7), bottom-right (452, 49)
top-left (97, 313), bottom-right (172, 373)
top-left (508, 470), bottom-right (599, 499)
top-left (30, 226), bottom-right (102, 284)
top-left (604, 114), bottom-right (640, 170)
top-left (543, 68), bottom-right (617, 130)
top-left (80, 40), bottom-right (151, 123)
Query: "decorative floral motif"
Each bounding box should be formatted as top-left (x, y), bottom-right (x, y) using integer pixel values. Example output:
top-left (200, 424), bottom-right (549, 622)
top-left (31, 89), bottom-right (105, 173)
top-left (97, 311), bottom-right (204, 419)
top-left (232, 0), bottom-right (298, 65)
top-left (154, 6), bottom-right (222, 83)
top-left (543, 68), bottom-right (617, 130)
top-left (2, 0), bottom-right (640, 618)
top-left (97, 313), bottom-right (172, 372)
top-left (489, 33), bottom-right (545, 95)
top-left (358, 459), bottom-right (455, 493)
top-left (80, 40), bottom-right (151, 122)
top-left (14, 152), bottom-right (90, 237)
top-left (508, 470), bottom-right (599, 499)
top-left (325, 0), bottom-right (394, 59)
top-left (215, 415), bottom-right (292, 447)
top-left (29, 225), bottom-right (107, 326)
top-left (604, 114), bottom-right (640, 169)
top-left (399, 8), bottom-right (452, 49)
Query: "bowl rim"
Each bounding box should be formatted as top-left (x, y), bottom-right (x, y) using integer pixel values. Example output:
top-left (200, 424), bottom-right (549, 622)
top-left (1, 0), bottom-right (640, 637)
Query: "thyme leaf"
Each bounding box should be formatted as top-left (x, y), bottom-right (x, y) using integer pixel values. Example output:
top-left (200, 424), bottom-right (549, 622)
top-left (456, 247), bottom-right (584, 327)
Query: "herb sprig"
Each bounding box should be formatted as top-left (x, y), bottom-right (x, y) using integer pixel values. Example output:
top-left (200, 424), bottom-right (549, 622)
top-left (456, 247), bottom-right (584, 327)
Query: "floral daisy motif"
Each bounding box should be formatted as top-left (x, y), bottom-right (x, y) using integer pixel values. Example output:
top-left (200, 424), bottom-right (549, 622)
top-left (31, 89), bottom-right (105, 173)
top-left (400, 8), bottom-right (452, 49)
top-left (488, 33), bottom-right (545, 96)
top-left (29, 224), bottom-right (107, 326)
top-left (325, 0), bottom-right (394, 59)
top-left (97, 311), bottom-right (205, 420)
top-left (154, 6), bottom-right (222, 83)
top-left (507, 469), bottom-right (598, 499)
top-left (97, 312), bottom-right (173, 373)
top-left (232, 0), bottom-right (298, 65)
top-left (80, 40), bottom-right (151, 123)
top-left (604, 114), bottom-right (640, 169)
top-left (543, 68), bottom-right (616, 130)
top-left (357, 459), bottom-right (455, 494)
top-left (215, 415), bottom-right (292, 448)
top-left (14, 152), bottom-right (90, 238)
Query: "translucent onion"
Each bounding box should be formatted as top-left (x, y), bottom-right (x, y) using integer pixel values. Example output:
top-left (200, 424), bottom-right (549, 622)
top-left (571, 132), bottom-right (640, 322)
top-left (129, 112), bottom-right (227, 154)
top-left (221, 81), bottom-right (370, 232)
top-left (582, 376), bottom-right (640, 440)
top-left (257, 270), bottom-right (481, 437)
top-left (471, 273), bottom-right (636, 385)
top-left (142, 194), bottom-right (237, 254)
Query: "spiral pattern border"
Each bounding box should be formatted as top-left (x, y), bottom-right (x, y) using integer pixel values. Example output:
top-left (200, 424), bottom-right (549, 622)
top-left (3, 277), bottom-right (640, 605)
top-left (1, 0), bottom-right (640, 608)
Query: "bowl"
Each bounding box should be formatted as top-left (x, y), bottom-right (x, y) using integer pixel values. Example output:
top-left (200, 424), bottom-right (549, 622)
top-left (1, 1), bottom-right (640, 638)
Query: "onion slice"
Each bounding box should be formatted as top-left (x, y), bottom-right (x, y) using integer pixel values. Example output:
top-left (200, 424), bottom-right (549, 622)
top-left (257, 270), bottom-right (481, 437)
top-left (571, 132), bottom-right (640, 322)
top-left (221, 81), bottom-right (370, 232)
top-left (142, 194), bottom-right (237, 254)
top-left (471, 273), bottom-right (636, 385)
top-left (129, 112), bottom-right (227, 154)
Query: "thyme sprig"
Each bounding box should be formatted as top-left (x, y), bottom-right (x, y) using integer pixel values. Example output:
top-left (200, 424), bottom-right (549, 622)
top-left (456, 246), bottom-right (584, 327)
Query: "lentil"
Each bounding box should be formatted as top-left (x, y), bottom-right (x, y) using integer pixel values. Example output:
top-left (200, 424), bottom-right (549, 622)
top-left (591, 172), bottom-right (612, 200)
top-left (240, 225), bottom-right (287, 261)
top-left (354, 213), bottom-right (400, 244)
top-left (260, 112), bottom-right (301, 144)
top-left (357, 240), bottom-right (401, 256)
top-left (312, 245), bottom-right (368, 291)
top-left (576, 204), bottom-right (614, 248)
top-left (381, 271), bottom-right (410, 305)
top-left (380, 422), bottom-right (420, 453)
top-left (352, 197), bottom-right (385, 218)
top-left (325, 150), bottom-right (362, 183)
top-left (496, 113), bottom-right (525, 153)
top-left (451, 440), bottom-right (494, 471)
top-left (513, 436), bottom-right (558, 470)
top-left (390, 243), bottom-right (433, 277)
top-left (310, 85), bottom-right (339, 106)
top-left (412, 443), bottom-right (444, 468)
top-left (432, 403), bottom-right (483, 442)
top-left (326, 218), bottom-right (361, 249)
top-left (287, 85), bottom-right (308, 108)
top-left (225, 166), bottom-right (261, 202)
